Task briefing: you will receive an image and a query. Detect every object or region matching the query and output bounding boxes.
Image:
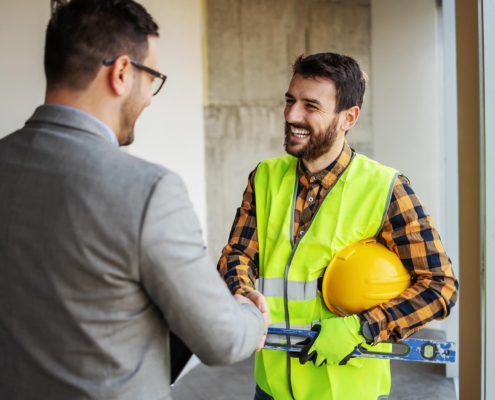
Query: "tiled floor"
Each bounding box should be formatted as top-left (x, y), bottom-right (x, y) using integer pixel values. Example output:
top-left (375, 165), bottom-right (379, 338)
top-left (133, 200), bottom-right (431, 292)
top-left (171, 329), bottom-right (456, 400)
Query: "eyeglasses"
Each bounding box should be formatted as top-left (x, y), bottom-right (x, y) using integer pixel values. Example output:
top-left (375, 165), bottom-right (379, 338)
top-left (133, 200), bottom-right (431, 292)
top-left (103, 57), bottom-right (167, 96)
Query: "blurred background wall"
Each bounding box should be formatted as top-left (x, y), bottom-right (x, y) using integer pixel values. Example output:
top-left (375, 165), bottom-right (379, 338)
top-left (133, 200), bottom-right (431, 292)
top-left (203, 0), bottom-right (458, 378)
top-left (0, 0), bottom-right (208, 231)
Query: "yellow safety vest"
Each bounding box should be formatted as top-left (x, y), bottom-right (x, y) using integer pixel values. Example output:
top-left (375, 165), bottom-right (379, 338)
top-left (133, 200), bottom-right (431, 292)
top-left (254, 153), bottom-right (398, 400)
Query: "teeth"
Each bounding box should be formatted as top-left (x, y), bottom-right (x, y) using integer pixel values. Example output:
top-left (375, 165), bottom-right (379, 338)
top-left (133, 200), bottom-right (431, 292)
top-left (291, 126), bottom-right (310, 137)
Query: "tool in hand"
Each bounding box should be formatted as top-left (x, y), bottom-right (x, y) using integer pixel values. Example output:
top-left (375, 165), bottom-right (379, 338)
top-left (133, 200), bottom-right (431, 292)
top-left (264, 327), bottom-right (456, 364)
top-left (261, 239), bottom-right (457, 364)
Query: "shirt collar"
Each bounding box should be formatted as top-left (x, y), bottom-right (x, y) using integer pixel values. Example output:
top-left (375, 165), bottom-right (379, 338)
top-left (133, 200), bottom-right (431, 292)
top-left (45, 104), bottom-right (119, 147)
top-left (298, 141), bottom-right (354, 190)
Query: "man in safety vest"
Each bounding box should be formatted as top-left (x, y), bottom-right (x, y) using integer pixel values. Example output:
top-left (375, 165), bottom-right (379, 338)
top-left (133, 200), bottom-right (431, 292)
top-left (217, 52), bottom-right (459, 400)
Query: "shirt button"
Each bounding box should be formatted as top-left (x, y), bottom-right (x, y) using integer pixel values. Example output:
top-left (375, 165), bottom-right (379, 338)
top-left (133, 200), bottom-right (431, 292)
top-left (309, 197), bottom-right (314, 202)
top-left (300, 231), bottom-right (305, 235)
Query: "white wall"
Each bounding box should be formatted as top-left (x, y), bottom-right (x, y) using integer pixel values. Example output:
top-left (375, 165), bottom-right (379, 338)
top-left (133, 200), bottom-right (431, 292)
top-left (441, 0), bottom-right (460, 384)
top-left (371, 0), bottom-right (442, 231)
top-left (0, 0), bottom-right (207, 233)
top-left (371, 0), bottom-right (462, 385)
top-left (371, 0), bottom-right (445, 328)
top-left (0, 1), bottom-right (50, 135)
top-left (130, 0), bottom-right (207, 232)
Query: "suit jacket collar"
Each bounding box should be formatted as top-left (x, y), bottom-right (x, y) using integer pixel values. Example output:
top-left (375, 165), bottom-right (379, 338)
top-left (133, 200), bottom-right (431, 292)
top-left (25, 104), bottom-right (118, 146)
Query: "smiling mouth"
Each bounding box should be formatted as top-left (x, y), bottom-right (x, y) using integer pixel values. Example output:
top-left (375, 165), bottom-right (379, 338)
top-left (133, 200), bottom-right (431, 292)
top-left (290, 125), bottom-right (310, 138)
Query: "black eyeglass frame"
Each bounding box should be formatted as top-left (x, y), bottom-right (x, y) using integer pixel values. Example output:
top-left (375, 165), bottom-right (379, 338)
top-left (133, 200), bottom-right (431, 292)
top-left (103, 57), bottom-right (167, 96)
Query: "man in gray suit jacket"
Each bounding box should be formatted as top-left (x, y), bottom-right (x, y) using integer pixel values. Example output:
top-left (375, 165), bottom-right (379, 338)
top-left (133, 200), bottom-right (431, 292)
top-left (0, 1), bottom-right (269, 399)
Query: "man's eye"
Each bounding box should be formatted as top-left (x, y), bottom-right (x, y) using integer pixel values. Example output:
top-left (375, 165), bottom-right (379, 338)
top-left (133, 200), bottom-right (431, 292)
top-left (285, 99), bottom-right (294, 104)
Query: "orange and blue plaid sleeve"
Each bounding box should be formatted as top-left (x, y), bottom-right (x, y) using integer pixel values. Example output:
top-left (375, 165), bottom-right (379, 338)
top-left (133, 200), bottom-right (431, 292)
top-left (361, 175), bottom-right (459, 343)
top-left (217, 168), bottom-right (259, 295)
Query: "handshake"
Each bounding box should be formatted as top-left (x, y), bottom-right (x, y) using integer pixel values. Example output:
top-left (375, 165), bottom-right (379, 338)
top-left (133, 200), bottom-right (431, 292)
top-left (235, 290), bottom-right (366, 366)
top-left (234, 290), bottom-right (272, 352)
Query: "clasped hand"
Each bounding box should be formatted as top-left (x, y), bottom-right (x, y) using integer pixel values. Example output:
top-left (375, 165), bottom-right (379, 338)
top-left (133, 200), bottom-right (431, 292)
top-left (234, 290), bottom-right (271, 351)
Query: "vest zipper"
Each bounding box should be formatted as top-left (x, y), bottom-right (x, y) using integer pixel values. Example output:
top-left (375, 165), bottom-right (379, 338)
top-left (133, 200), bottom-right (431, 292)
top-left (283, 156), bottom-right (354, 400)
top-left (284, 173), bottom-right (300, 400)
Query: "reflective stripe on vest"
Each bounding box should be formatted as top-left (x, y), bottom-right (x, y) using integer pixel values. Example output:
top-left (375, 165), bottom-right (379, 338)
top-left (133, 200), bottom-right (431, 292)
top-left (254, 153), bottom-right (398, 400)
top-left (256, 276), bottom-right (319, 301)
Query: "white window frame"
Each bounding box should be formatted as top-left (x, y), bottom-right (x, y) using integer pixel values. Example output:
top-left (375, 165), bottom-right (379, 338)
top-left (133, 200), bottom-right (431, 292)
top-left (480, 0), bottom-right (495, 398)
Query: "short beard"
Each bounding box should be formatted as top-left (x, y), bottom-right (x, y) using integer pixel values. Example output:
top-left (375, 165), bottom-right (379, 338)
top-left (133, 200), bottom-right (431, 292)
top-left (284, 116), bottom-right (339, 162)
top-left (119, 75), bottom-right (142, 146)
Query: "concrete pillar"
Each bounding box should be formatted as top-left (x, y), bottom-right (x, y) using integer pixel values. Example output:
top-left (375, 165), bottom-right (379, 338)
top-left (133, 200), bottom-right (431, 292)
top-left (205, 0), bottom-right (373, 259)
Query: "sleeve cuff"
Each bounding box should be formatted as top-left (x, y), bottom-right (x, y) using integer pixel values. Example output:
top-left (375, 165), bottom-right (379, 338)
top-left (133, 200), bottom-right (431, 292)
top-left (232, 286), bottom-right (254, 296)
top-left (360, 311), bottom-right (384, 345)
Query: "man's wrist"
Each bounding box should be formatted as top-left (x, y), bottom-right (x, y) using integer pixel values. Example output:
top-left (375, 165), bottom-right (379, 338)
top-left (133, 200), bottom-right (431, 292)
top-left (357, 315), bottom-right (374, 344)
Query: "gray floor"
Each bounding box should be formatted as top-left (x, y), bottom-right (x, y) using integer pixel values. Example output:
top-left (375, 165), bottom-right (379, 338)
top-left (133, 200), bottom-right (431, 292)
top-left (171, 329), bottom-right (456, 400)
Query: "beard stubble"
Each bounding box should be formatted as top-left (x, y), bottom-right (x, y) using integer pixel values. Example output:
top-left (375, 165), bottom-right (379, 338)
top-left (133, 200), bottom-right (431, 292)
top-left (119, 74), bottom-right (143, 146)
top-left (284, 115), bottom-right (340, 162)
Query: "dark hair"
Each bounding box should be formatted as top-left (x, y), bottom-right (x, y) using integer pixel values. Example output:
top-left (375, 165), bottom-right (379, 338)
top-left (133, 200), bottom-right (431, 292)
top-left (292, 53), bottom-right (367, 113)
top-left (45, 0), bottom-right (159, 92)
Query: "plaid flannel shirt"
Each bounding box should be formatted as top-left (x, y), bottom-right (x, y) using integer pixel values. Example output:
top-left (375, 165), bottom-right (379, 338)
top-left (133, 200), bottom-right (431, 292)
top-left (217, 142), bottom-right (458, 343)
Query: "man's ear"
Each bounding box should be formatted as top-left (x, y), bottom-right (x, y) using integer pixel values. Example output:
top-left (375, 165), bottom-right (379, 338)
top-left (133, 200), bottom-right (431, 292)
top-left (340, 106), bottom-right (360, 132)
top-left (108, 56), bottom-right (133, 96)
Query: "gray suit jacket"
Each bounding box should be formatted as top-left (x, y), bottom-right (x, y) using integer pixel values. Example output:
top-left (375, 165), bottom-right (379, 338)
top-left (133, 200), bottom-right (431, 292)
top-left (0, 105), bottom-right (263, 399)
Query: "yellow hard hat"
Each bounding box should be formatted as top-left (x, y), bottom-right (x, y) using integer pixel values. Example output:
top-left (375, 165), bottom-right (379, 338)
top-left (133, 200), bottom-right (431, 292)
top-left (322, 238), bottom-right (411, 316)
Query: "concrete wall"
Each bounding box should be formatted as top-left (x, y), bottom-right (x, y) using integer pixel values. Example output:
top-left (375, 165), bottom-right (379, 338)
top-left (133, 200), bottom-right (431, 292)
top-left (205, 0), bottom-right (373, 260)
top-left (0, 0), bottom-right (208, 231)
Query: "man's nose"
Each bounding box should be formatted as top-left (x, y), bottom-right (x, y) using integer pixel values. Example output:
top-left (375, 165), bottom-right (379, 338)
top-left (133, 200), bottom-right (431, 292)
top-left (285, 103), bottom-right (304, 124)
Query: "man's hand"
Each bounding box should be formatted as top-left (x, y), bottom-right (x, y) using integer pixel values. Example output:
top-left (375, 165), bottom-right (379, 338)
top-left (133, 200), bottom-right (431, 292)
top-left (234, 290), bottom-right (271, 351)
top-left (245, 289), bottom-right (269, 313)
top-left (299, 315), bottom-right (364, 368)
top-left (246, 290), bottom-right (270, 351)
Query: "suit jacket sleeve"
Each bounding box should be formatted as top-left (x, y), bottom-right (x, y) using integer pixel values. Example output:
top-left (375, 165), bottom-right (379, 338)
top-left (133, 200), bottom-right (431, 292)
top-left (139, 171), bottom-right (264, 366)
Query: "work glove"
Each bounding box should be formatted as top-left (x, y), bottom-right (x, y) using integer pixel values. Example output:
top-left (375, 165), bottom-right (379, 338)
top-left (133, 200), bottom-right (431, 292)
top-left (299, 315), bottom-right (365, 368)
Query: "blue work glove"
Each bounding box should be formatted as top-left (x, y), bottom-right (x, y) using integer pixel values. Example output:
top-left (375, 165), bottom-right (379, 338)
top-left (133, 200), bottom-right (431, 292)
top-left (299, 315), bottom-right (365, 368)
